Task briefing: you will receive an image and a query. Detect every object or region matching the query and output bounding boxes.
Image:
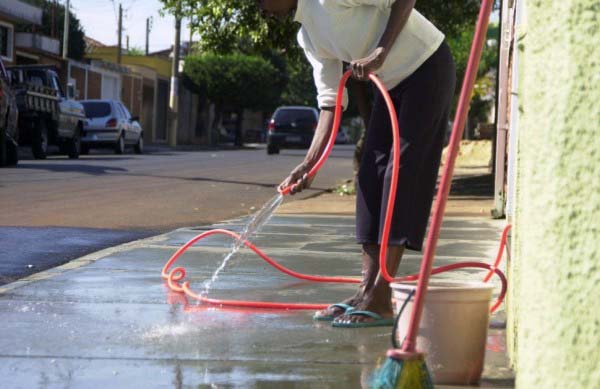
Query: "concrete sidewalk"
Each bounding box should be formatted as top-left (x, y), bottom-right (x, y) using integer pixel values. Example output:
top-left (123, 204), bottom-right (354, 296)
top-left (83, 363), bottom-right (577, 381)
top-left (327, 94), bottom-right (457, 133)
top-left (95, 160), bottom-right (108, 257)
top-left (0, 200), bottom-right (514, 388)
top-left (0, 140), bottom-right (514, 388)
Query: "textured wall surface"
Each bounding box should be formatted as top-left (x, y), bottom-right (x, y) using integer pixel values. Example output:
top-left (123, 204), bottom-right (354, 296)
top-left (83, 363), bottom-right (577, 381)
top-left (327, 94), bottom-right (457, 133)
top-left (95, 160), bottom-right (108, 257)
top-left (511, 0), bottom-right (599, 387)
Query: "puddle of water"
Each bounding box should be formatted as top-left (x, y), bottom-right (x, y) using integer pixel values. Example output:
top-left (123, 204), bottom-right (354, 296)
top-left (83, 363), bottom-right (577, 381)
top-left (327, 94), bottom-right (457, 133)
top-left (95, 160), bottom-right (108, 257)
top-left (142, 322), bottom-right (197, 340)
top-left (201, 194), bottom-right (284, 296)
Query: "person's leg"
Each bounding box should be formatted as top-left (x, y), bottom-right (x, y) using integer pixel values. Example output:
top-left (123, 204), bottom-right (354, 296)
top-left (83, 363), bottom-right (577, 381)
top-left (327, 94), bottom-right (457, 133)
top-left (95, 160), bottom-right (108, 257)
top-left (312, 247), bottom-right (378, 319)
top-left (332, 244), bottom-right (404, 323)
top-left (334, 43), bottom-right (456, 325)
top-left (314, 90), bottom-right (392, 320)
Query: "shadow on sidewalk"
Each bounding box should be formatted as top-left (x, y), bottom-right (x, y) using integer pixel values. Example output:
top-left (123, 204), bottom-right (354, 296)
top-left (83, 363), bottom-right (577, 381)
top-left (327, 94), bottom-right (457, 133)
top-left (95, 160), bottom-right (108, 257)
top-left (450, 173), bottom-right (494, 197)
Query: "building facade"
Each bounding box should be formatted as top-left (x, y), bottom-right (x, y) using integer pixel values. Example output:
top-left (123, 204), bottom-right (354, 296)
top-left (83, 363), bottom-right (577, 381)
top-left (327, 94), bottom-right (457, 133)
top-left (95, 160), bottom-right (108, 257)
top-left (0, 0), bottom-right (44, 65)
top-left (85, 46), bottom-right (173, 144)
top-left (507, 0), bottom-right (599, 387)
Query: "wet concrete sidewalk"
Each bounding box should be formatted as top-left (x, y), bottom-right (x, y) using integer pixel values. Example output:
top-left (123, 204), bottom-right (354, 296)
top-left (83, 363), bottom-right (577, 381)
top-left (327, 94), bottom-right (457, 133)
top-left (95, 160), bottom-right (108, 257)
top-left (0, 212), bottom-right (514, 388)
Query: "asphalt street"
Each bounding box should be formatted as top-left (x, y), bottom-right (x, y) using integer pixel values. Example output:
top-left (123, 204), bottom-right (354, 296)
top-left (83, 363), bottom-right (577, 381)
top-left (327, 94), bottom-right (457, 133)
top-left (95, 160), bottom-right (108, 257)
top-left (0, 144), bottom-right (354, 284)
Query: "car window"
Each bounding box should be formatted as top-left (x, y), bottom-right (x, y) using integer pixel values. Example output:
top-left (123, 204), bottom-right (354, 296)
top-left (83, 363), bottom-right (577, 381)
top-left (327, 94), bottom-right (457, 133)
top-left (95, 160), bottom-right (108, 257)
top-left (50, 75), bottom-right (61, 92)
top-left (81, 102), bottom-right (112, 118)
top-left (112, 102), bottom-right (124, 118)
top-left (0, 59), bottom-right (7, 81)
top-left (25, 70), bottom-right (48, 86)
top-left (8, 70), bottom-right (20, 85)
top-left (274, 109), bottom-right (317, 124)
top-left (119, 103), bottom-right (131, 119)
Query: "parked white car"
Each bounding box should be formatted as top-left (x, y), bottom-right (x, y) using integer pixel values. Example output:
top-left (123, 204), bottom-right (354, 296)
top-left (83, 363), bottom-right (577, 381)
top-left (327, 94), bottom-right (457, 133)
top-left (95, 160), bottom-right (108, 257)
top-left (80, 99), bottom-right (143, 154)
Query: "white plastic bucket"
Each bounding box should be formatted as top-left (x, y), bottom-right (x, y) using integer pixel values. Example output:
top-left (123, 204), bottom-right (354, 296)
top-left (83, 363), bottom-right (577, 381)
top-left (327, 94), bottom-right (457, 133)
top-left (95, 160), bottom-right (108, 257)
top-left (390, 280), bottom-right (494, 385)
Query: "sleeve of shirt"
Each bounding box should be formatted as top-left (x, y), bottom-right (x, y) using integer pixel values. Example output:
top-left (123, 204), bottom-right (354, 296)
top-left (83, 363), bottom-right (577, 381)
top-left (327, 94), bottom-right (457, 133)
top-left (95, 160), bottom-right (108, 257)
top-left (337, 0), bottom-right (396, 10)
top-left (302, 48), bottom-right (348, 109)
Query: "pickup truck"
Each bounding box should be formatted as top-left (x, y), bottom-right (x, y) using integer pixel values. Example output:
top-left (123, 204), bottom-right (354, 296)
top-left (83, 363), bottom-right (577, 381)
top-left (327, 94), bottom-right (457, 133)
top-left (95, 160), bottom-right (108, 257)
top-left (7, 65), bottom-right (86, 159)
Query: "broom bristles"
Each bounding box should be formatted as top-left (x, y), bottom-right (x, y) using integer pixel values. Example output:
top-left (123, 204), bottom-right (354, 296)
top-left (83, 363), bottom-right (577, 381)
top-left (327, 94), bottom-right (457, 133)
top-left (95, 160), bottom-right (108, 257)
top-left (370, 356), bottom-right (433, 389)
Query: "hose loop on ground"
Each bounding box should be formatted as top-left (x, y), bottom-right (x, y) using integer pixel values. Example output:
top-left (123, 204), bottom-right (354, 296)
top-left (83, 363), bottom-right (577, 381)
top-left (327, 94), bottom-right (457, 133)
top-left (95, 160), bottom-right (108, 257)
top-left (161, 71), bottom-right (510, 314)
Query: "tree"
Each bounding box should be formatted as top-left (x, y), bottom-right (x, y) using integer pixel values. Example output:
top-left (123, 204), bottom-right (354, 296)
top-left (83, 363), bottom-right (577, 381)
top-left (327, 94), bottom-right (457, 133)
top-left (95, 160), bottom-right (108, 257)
top-left (18, 0), bottom-right (86, 60)
top-left (184, 53), bottom-right (280, 145)
top-left (161, 0), bottom-right (299, 57)
top-left (160, 0), bottom-right (306, 109)
top-left (127, 47), bottom-right (146, 56)
top-left (163, 0), bottom-right (497, 153)
top-left (447, 21), bottom-right (500, 136)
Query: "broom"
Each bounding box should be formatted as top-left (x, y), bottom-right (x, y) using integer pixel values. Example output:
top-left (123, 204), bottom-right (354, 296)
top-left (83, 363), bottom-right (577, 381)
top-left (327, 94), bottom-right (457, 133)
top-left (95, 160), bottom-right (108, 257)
top-left (371, 0), bottom-right (496, 387)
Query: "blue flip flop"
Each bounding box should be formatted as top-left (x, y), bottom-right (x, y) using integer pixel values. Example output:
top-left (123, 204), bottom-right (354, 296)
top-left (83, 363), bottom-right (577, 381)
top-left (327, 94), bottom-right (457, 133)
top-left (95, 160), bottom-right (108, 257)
top-left (313, 303), bottom-right (355, 321)
top-left (331, 310), bottom-right (395, 328)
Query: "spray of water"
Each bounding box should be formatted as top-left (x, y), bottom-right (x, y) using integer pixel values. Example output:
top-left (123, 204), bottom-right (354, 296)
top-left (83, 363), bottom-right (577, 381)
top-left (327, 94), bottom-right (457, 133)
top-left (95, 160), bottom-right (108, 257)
top-left (201, 194), bottom-right (284, 296)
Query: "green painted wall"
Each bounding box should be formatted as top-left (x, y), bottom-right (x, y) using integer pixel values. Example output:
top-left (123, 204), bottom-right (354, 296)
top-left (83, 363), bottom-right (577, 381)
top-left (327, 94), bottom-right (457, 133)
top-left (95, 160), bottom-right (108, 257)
top-left (510, 0), bottom-right (599, 388)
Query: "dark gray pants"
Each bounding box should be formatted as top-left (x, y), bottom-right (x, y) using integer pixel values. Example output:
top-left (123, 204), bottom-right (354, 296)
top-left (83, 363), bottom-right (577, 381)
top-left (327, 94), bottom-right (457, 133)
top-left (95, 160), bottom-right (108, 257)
top-left (356, 42), bottom-right (456, 251)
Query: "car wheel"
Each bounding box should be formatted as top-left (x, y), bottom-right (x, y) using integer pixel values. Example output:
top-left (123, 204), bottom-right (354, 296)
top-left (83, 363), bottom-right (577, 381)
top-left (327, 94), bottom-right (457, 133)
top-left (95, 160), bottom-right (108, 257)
top-left (67, 133), bottom-right (81, 159)
top-left (134, 134), bottom-right (144, 154)
top-left (267, 144), bottom-right (280, 155)
top-left (32, 119), bottom-right (48, 160)
top-left (5, 140), bottom-right (18, 166)
top-left (114, 134), bottom-right (125, 155)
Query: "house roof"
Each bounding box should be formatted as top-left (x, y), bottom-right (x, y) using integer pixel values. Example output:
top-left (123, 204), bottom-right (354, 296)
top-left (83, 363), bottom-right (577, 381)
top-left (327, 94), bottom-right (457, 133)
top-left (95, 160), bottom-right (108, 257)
top-left (84, 36), bottom-right (108, 53)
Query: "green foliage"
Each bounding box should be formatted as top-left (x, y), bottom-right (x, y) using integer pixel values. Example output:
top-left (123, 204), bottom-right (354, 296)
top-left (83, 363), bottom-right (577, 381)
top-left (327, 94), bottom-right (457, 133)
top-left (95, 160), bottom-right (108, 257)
top-left (279, 58), bottom-right (315, 106)
top-left (447, 21), bottom-right (499, 125)
top-left (161, 0), bottom-right (498, 109)
top-left (184, 53), bottom-right (280, 111)
top-left (335, 182), bottom-right (356, 196)
top-left (416, 0), bottom-right (481, 37)
top-left (127, 47), bottom-right (145, 56)
top-left (18, 0), bottom-right (86, 60)
top-left (161, 0), bottom-right (299, 58)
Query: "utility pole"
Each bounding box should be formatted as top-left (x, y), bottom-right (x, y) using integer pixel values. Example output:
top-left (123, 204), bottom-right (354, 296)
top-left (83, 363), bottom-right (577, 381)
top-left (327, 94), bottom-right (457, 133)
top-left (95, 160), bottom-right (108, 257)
top-left (188, 18), bottom-right (193, 52)
top-left (145, 17), bottom-right (151, 55)
top-left (62, 0), bottom-right (70, 59)
top-left (117, 3), bottom-right (122, 64)
top-left (51, 0), bottom-right (56, 38)
top-left (169, 10), bottom-right (182, 147)
top-left (126, 35), bottom-right (130, 52)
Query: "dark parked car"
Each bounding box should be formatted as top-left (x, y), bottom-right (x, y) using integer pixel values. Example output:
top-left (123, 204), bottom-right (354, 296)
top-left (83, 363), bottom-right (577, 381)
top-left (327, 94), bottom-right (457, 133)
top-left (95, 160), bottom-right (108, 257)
top-left (266, 106), bottom-right (319, 154)
top-left (335, 127), bottom-right (350, 144)
top-left (0, 57), bottom-right (18, 167)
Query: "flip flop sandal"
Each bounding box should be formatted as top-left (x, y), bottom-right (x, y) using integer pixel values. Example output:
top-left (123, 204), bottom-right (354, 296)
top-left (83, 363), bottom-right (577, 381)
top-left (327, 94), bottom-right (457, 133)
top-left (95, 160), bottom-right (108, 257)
top-left (331, 310), bottom-right (395, 328)
top-left (312, 303), bottom-right (355, 322)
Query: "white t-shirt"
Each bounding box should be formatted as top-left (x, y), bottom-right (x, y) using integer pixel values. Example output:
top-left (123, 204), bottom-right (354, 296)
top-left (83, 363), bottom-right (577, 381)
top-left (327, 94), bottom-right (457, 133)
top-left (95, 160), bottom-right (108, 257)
top-left (294, 0), bottom-right (445, 108)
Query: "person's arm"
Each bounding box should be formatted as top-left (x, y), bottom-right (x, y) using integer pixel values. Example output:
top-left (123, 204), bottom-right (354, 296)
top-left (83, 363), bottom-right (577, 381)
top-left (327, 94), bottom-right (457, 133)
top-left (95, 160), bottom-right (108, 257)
top-left (278, 108), bottom-right (335, 194)
top-left (279, 33), bottom-right (347, 195)
top-left (350, 0), bottom-right (416, 80)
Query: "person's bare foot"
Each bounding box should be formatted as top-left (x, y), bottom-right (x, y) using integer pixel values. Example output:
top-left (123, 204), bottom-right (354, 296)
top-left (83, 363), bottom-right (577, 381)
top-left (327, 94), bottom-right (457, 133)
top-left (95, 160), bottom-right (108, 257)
top-left (313, 292), bottom-right (363, 320)
top-left (314, 246), bottom-right (381, 320)
top-left (317, 244), bottom-right (404, 323)
top-left (332, 282), bottom-right (394, 325)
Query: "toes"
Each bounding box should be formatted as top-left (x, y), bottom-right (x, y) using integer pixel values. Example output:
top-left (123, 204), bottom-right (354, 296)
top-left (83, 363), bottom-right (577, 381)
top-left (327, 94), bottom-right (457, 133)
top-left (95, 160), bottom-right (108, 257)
top-left (334, 314), bottom-right (371, 325)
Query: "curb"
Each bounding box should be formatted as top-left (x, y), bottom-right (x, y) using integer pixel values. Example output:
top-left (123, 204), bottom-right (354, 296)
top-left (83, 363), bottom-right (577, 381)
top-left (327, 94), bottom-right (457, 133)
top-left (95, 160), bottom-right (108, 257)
top-left (0, 232), bottom-right (170, 296)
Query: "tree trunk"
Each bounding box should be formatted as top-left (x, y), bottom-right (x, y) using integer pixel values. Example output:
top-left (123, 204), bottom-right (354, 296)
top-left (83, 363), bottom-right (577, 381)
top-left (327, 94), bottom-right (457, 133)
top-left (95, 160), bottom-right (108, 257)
top-left (234, 108), bottom-right (244, 147)
top-left (211, 103), bottom-right (223, 145)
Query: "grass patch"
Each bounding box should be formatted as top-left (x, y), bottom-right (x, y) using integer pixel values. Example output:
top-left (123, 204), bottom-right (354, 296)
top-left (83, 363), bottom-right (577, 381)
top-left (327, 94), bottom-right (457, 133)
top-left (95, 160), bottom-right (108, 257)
top-left (335, 181), bottom-right (356, 196)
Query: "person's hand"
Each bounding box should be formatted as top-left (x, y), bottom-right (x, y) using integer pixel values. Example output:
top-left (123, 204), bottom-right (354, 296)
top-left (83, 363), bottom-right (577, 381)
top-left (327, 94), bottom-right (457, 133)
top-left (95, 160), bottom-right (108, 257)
top-left (278, 162), bottom-right (315, 195)
top-left (350, 47), bottom-right (387, 81)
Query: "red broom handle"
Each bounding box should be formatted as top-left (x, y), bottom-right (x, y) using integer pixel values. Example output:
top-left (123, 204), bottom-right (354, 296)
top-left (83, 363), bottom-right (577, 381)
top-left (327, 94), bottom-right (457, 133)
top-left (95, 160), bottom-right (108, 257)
top-left (402, 0), bottom-right (496, 353)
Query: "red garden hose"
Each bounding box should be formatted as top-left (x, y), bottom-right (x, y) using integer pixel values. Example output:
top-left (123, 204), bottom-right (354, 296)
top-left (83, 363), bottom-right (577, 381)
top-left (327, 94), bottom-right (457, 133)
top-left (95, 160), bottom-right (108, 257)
top-left (162, 69), bottom-right (509, 313)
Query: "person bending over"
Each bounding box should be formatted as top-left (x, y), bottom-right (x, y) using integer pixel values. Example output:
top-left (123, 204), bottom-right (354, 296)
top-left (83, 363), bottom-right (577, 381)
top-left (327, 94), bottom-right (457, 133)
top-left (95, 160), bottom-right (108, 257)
top-left (259, 0), bottom-right (456, 327)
